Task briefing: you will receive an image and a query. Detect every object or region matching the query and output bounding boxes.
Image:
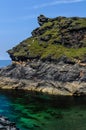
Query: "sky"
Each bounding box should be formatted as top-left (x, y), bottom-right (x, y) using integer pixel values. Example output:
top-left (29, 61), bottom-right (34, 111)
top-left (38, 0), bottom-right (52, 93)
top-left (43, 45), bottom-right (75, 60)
top-left (0, 0), bottom-right (86, 60)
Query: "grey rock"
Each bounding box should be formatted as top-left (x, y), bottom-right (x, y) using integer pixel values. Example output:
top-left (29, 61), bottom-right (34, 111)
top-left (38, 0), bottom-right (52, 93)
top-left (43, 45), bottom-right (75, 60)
top-left (0, 60), bottom-right (86, 82)
top-left (1, 60), bottom-right (86, 95)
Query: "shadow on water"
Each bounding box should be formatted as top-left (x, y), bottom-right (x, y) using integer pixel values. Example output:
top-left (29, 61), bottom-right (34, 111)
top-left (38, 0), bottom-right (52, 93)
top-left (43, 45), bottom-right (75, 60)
top-left (0, 89), bottom-right (86, 130)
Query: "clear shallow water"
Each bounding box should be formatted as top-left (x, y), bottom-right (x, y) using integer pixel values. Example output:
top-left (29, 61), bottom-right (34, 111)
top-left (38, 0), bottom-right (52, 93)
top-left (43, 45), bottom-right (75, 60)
top-left (0, 90), bottom-right (86, 130)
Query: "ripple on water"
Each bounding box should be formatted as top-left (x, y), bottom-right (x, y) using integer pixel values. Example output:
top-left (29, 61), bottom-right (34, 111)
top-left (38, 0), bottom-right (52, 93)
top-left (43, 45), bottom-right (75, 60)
top-left (0, 90), bottom-right (86, 130)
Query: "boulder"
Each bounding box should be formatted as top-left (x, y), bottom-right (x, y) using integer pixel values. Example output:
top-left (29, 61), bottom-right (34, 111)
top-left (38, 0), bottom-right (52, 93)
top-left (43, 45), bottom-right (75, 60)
top-left (37, 15), bottom-right (49, 26)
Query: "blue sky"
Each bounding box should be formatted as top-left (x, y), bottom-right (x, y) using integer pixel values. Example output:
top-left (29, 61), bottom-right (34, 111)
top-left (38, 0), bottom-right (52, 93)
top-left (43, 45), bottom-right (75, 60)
top-left (0, 0), bottom-right (86, 60)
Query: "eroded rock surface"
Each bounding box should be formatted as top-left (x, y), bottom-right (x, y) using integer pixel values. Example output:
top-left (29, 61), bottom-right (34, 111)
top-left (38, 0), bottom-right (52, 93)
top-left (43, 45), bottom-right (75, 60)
top-left (0, 15), bottom-right (86, 96)
top-left (0, 60), bottom-right (86, 96)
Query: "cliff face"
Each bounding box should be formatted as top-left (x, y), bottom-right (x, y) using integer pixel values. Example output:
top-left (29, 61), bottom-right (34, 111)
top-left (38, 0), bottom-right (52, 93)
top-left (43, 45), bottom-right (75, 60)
top-left (1, 60), bottom-right (86, 96)
top-left (0, 15), bottom-right (86, 96)
top-left (8, 15), bottom-right (86, 62)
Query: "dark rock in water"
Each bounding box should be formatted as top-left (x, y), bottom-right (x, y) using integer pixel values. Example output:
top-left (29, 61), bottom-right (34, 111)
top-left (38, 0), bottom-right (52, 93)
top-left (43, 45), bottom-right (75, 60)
top-left (0, 115), bottom-right (20, 130)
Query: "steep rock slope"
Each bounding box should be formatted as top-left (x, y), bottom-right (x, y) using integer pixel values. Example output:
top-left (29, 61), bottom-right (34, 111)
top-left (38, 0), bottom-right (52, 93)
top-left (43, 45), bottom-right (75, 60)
top-left (0, 15), bottom-right (86, 96)
top-left (8, 15), bottom-right (86, 62)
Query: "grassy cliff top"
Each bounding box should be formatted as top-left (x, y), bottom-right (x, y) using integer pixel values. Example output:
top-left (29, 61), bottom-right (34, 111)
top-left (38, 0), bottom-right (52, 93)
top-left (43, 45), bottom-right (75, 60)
top-left (8, 15), bottom-right (86, 62)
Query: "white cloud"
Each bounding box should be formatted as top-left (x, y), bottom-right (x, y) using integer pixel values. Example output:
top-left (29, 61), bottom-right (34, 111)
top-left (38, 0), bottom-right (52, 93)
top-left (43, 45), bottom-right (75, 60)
top-left (32, 0), bottom-right (85, 9)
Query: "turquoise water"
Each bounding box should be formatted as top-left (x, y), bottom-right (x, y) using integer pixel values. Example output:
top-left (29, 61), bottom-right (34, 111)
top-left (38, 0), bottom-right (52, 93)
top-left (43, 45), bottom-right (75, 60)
top-left (0, 90), bottom-right (86, 130)
top-left (0, 61), bottom-right (86, 130)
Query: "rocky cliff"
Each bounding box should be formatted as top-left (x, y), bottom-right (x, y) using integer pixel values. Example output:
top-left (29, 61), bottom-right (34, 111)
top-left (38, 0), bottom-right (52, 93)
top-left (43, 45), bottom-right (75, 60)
top-left (0, 15), bottom-right (86, 96)
top-left (8, 15), bottom-right (86, 62)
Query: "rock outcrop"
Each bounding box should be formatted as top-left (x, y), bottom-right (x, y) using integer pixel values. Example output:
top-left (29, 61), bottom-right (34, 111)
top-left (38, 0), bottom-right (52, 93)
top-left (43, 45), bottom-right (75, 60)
top-left (37, 15), bottom-right (49, 26)
top-left (7, 15), bottom-right (86, 62)
top-left (0, 60), bottom-right (85, 82)
top-left (0, 60), bottom-right (86, 96)
top-left (0, 15), bottom-right (86, 96)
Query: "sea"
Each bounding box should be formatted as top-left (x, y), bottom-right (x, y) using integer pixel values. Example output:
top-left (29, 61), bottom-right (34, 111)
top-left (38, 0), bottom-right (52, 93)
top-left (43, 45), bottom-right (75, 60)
top-left (0, 60), bottom-right (86, 130)
top-left (0, 60), bottom-right (11, 68)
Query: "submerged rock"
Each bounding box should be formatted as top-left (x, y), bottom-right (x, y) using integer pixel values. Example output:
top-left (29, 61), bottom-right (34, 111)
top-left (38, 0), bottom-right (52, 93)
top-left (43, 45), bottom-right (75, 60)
top-left (0, 115), bottom-right (20, 130)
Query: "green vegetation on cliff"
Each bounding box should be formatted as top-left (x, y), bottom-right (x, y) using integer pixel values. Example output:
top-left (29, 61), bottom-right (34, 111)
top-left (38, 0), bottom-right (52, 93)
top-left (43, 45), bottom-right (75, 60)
top-left (8, 15), bottom-right (86, 62)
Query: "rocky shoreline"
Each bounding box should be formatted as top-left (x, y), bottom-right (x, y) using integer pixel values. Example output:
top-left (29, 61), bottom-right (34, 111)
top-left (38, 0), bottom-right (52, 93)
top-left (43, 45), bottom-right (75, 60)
top-left (0, 15), bottom-right (86, 96)
top-left (0, 60), bottom-right (86, 96)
